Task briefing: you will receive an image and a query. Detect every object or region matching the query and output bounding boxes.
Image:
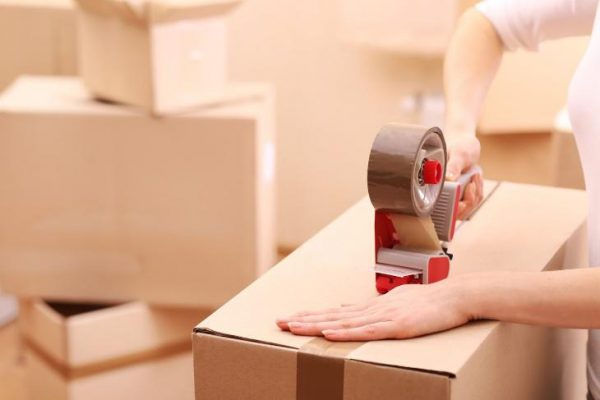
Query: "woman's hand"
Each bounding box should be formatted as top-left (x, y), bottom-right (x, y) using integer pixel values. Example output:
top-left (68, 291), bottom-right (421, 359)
top-left (276, 278), bottom-right (472, 341)
top-left (446, 135), bottom-right (484, 219)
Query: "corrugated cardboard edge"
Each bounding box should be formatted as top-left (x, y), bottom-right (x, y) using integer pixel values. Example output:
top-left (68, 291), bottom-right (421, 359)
top-left (193, 327), bottom-right (456, 378)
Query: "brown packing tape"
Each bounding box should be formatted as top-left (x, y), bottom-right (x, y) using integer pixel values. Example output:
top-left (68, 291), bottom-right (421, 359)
top-left (387, 214), bottom-right (441, 251)
top-left (24, 337), bottom-right (190, 380)
top-left (297, 338), bottom-right (363, 400)
top-left (367, 124), bottom-right (446, 217)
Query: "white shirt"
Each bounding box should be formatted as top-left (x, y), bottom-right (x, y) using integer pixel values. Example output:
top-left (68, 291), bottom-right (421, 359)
top-left (476, 0), bottom-right (600, 397)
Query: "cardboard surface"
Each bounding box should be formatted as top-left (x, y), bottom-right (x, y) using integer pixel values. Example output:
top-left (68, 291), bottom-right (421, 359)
top-left (76, 0), bottom-right (243, 113)
top-left (193, 181), bottom-right (588, 399)
top-left (0, 0), bottom-right (77, 92)
top-left (19, 299), bottom-right (208, 369)
top-left (0, 76), bottom-right (276, 307)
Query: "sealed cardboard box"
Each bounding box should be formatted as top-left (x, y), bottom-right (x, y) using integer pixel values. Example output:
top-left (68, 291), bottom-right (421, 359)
top-left (0, 76), bottom-right (276, 307)
top-left (19, 299), bottom-right (201, 400)
top-left (0, 0), bottom-right (77, 91)
top-left (75, 0), bottom-right (242, 114)
top-left (193, 182), bottom-right (588, 400)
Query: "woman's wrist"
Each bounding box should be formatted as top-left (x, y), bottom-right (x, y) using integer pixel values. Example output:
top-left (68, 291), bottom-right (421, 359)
top-left (447, 273), bottom-right (490, 321)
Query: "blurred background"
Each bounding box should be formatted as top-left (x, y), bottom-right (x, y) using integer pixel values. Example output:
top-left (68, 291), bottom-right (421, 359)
top-left (0, 0), bottom-right (589, 398)
top-left (0, 0), bottom-right (588, 250)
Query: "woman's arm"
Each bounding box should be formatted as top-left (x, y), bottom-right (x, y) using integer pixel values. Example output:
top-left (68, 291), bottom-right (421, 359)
top-left (444, 8), bottom-right (502, 150)
top-left (276, 268), bottom-right (600, 341)
top-left (467, 269), bottom-right (600, 328)
top-left (444, 8), bottom-right (503, 218)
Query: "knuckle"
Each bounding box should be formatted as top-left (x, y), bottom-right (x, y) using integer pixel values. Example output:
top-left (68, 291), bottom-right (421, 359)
top-left (364, 326), bottom-right (378, 336)
top-left (340, 319), bottom-right (353, 329)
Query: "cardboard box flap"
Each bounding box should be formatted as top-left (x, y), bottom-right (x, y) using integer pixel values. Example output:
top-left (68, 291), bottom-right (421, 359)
top-left (195, 181), bottom-right (587, 376)
top-left (75, 0), bottom-right (241, 25)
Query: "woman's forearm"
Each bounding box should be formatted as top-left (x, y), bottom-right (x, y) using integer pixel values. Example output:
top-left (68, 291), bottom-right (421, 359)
top-left (444, 8), bottom-right (504, 137)
top-left (461, 268), bottom-right (600, 328)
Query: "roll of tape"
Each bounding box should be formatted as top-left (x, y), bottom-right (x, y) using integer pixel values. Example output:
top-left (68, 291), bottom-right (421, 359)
top-left (367, 124), bottom-right (446, 216)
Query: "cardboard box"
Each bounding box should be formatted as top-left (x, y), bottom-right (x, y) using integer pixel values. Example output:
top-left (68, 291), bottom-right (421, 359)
top-left (75, 0), bottom-right (243, 114)
top-left (478, 37), bottom-right (588, 135)
top-left (193, 181), bottom-right (588, 400)
top-left (19, 299), bottom-right (202, 400)
top-left (25, 349), bottom-right (193, 400)
top-left (478, 132), bottom-right (555, 186)
top-left (19, 299), bottom-right (207, 369)
top-left (0, 0), bottom-right (77, 92)
top-left (336, 0), bottom-right (467, 55)
top-left (0, 76), bottom-right (276, 307)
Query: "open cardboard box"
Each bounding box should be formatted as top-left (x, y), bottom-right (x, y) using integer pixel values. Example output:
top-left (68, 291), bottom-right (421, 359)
top-left (19, 299), bottom-right (208, 369)
top-left (75, 0), bottom-right (244, 114)
top-left (0, 76), bottom-right (276, 307)
top-left (193, 181), bottom-right (588, 400)
top-left (25, 349), bottom-right (193, 400)
top-left (20, 299), bottom-right (202, 400)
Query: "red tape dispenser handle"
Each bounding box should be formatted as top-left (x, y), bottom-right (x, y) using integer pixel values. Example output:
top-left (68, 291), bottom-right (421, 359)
top-left (431, 165), bottom-right (483, 242)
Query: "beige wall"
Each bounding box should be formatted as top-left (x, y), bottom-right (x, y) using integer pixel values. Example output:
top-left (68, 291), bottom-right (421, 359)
top-left (228, 1), bottom-right (442, 248)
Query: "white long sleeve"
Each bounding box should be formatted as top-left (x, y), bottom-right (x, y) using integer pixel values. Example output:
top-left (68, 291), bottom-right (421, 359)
top-left (475, 1), bottom-right (600, 398)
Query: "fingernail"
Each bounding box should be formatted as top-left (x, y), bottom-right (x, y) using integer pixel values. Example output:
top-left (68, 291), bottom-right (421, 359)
top-left (289, 322), bottom-right (303, 329)
top-left (275, 318), bottom-right (288, 324)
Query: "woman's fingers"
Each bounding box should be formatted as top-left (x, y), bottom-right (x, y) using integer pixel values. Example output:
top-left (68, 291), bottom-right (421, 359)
top-left (276, 302), bottom-right (373, 329)
top-left (322, 321), bottom-right (398, 341)
top-left (445, 152), bottom-right (466, 181)
top-left (457, 174), bottom-right (484, 220)
top-left (286, 314), bottom-right (383, 336)
top-left (283, 309), bottom-right (369, 325)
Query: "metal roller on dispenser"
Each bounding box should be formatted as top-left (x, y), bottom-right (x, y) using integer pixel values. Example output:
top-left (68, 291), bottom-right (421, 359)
top-left (367, 124), bottom-right (447, 217)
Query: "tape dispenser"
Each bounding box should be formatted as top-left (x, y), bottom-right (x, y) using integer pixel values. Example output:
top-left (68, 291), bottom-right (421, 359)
top-left (367, 124), bottom-right (482, 294)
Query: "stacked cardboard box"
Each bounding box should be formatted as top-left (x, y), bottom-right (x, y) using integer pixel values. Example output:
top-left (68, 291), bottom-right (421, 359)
top-left (75, 0), bottom-right (246, 114)
top-left (0, 0), bottom-right (77, 92)
top-left (20, 300), bottom-right (207, 400)
top-left (193, 181), bottom-right (589, 399)
top-left (0, 1), bottom-right (276, 398)
top-left (0, 75), bottom-right (275, 398)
